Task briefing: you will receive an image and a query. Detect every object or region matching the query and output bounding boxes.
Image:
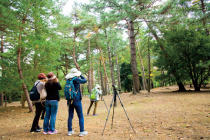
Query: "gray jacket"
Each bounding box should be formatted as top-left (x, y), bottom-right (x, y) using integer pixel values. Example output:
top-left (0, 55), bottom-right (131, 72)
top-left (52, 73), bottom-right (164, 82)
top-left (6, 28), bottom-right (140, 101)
top-left (34, 80), bottom-right (45, 102)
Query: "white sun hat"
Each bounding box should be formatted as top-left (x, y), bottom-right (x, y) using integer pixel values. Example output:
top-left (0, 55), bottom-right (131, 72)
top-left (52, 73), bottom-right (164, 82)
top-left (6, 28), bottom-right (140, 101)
top-left (95, 84), bottom-right (101, 89)
top-left (65, 68), bottom-right (81, 79)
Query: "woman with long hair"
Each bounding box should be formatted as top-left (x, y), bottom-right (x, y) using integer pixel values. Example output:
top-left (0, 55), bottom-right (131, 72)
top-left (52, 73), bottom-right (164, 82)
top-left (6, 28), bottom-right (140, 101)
top-left (30, 73), bottom-right (47, 132)
top-left (43, 72), bottom-right (61, 134)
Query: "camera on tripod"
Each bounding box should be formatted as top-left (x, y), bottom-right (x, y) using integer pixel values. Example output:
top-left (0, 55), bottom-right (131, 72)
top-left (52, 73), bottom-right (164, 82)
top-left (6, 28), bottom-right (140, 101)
top-left (112, 85), bottom-right (121, 93)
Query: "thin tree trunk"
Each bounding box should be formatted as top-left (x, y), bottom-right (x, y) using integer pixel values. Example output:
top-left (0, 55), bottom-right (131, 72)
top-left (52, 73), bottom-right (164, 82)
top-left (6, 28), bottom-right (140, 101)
top-left (148, 35), bottom-right (150, 93)
top-left (65, 54), bottom-right (68, 75)
top-left (97, 36), bottom-right (110, 94)
top-left (104, 76), bottom-right (107, 95)
top-left (72, 45), bottom-right (80, 71)
top-left (128, 19), bottom-right (140, 94)
top-left (97, 49), bottom-right (100, 85)
top-left (114, 47), bottom-right (122, 94)
top-left (87, 37), bottom-right (92, 93)
top-left (71, 29), bottom-right (80, 71)
top-left (97, 67), bottom-right (100, 85)
top-left (105, 30), bottom-right (115, 87)
top-left (136, 40), bottom-right (147, 90)
top-left (91, 69), bottom-right (94, 89)
top-left (100, 60), bottom-right (105, 95)
top-left (0, 35), bottom-right (4, 106)
top-left (17, 15), bottom-right (33, 112)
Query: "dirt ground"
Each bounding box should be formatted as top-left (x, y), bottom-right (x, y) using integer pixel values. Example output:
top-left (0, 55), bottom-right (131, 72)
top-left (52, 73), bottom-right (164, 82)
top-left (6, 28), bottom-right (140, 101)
top-left (0, 85), bottom-right (210, 140)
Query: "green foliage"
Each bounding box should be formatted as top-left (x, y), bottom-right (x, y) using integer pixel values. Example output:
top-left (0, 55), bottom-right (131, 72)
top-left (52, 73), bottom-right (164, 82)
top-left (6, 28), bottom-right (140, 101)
top-left (155, 26), bottom-right (210, 90)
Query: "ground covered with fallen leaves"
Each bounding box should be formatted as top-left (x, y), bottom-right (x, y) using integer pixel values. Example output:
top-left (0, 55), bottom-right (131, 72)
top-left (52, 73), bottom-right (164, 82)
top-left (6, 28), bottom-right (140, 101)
top-left (1, 85), bottom-right (210, 140)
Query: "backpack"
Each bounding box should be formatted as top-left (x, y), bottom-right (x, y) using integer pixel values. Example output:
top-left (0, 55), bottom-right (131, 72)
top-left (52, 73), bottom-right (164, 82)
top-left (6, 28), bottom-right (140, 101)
top-left (30, 81), bottom-right (40, 101)
top-left (64, 77), bottom-right (77, 100)
top-left (89, 88), bottom-right (97, 100)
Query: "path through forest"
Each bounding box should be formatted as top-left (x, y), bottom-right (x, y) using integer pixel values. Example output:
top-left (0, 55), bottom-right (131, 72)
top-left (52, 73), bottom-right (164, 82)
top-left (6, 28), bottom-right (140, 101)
top-left (0, 85), bottom-right (210, 140)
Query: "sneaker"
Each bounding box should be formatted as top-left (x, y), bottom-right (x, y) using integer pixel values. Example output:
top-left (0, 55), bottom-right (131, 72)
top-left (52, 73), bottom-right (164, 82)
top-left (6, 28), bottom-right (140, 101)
top-left (79, 131), bottom-right (88, 137)
top-left (30, 129), bottom-right (41, 132)
top-left (43, 131), bottom-right (47, 134)
top-left (87, 113), bottom-right (89, 116)
top-left (93, 114), bottom-right (98, 116)
top-left (47, 131), bottom-right (52, 134)
top-left (68, 131), bottom-right (75, 136)
top-left (48, 130), bottom-right (58, 134)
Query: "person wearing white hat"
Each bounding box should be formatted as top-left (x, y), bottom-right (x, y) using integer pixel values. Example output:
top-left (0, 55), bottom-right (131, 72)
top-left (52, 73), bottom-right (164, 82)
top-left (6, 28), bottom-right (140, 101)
top-left (87, 84), bottom-right (102, 116)
top-left (65, 68), bottom-right (88, 137)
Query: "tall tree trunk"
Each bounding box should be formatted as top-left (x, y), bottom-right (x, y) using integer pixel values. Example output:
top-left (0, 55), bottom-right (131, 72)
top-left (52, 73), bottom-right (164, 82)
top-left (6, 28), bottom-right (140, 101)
top-left (200, 0), bottom-right (209, 36)
top-left (71, 45), bottom-right (80, 70)
top-left (71, 29), bottom-right (80, 71)
top-left (91, 69), bottom-right (94, 89)
top-left (136, 40), bottom-right (147, 90)
top-left (65, 54), bottom-right (68, 75)
top-left (100, 60), bottom-right (105, 95)
top-left (97, 49), bottom-right (100, 85)
top-left (104, 76), bottom-right (107, 95)
top-left (17, 15), bottom-right (33, 112)
top-left (97, 67), bottom-right (100, 85)
top-left (148, 35), bottom-right (150, 93)
top-left (87, 37), bottom-right (92, 93)
top-left (97, 36), bottom-right (110, 94)
top-left (0, 35), bottom-right (4, 106)
top-left (105, 30), bottom-right (115, 87)
top-left (128, 20), bottom-right (140, 94)
top-left (114, 47), bottom-right (122, 94)
top-left (145, 21), bottom-right (186, 91)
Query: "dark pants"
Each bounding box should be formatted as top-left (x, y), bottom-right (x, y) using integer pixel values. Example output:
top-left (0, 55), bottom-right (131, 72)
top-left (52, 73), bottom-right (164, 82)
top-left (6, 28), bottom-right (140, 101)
top-left (87, 100), bottom-right (98, 115)
top-left (68, 100), bottom-right (84, 132)
top-left (31, 102), bottom-right (44, 130)
top-left (41, 107), bottom-right (45, 119)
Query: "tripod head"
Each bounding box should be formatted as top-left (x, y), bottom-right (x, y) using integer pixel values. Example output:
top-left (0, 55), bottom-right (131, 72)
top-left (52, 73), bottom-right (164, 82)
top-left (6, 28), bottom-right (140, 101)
top-left (112, 85), bottom-right (117, 94)
top-left (112, 85), bottom-right (121, 92)
top-left (112, 85), bottom-right (118, 107)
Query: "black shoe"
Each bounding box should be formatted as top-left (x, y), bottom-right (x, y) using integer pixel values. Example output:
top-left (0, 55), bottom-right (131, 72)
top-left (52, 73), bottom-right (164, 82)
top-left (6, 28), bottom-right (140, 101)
top-left (30, 129), bottom-right (41, 132)
top-left (38, 127), bottom-right (42, 130)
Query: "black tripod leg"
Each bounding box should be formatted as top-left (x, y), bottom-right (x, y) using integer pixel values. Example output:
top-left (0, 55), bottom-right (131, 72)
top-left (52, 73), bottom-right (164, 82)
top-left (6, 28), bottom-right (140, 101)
top-left (111, 105), bottom-right (115, 129)
top-left (116, 92), bottom-right (136, 133)
top-left (102, 96), bottom-right (108, 111)
top-left (102, 94), bottom-right (115, 135)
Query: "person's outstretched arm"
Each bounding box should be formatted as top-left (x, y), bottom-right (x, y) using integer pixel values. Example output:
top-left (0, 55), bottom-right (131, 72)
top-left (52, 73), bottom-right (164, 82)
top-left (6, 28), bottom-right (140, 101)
top-left (75, 75), bottom-right (87, 84)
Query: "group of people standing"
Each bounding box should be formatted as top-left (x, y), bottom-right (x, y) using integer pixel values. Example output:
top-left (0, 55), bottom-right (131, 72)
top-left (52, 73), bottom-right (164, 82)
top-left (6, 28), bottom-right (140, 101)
top-left (30, 68), bottom-right (102, 137)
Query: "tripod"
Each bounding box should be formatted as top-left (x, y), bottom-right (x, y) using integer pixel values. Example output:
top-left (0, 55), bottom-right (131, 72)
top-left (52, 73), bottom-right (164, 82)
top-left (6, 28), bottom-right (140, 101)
top-left (101, 95), bottom-right (108, 111)
top-left (102, 85), bottom-right (136, 135)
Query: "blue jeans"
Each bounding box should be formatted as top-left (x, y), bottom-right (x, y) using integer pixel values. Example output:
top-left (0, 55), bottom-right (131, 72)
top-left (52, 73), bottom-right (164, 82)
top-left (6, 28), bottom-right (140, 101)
top-left (43, 100), bottom-right (58, 132)
top-left (68, 100), bottom-right (84, 132)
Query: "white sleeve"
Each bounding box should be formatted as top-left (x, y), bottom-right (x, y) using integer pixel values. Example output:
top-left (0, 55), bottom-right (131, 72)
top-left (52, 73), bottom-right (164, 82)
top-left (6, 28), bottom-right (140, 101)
top-left (96, 88), bottom-right (102, 95)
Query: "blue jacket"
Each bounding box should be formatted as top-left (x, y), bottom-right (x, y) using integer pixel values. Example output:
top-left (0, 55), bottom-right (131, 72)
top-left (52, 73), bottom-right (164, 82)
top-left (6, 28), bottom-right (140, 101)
top-left (71, 75), bottom-right (87, 101)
